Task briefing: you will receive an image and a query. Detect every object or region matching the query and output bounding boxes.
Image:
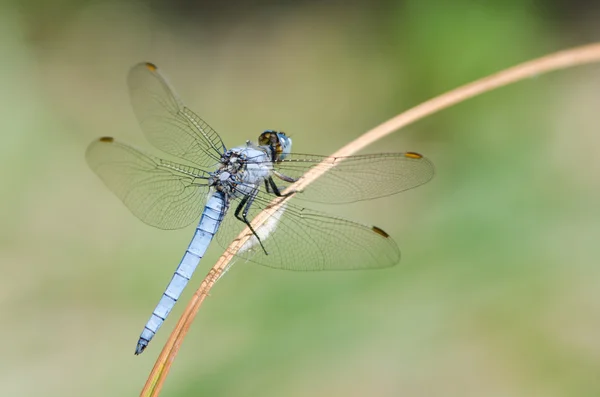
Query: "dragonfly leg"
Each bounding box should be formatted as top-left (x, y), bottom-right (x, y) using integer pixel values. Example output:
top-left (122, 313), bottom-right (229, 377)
top-left (267, 176), bottom-right (296, 198)
top-left (273, 170), bottom-right (297, 184)
top-left (234, 189), bottom-right (269, 255)
top-left (264, 179), bottom-right (273, 194)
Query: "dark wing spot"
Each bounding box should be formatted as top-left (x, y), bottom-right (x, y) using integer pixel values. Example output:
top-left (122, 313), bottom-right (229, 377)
top-left (99, 136), bottom-right (114, 143)
top-left (404, 152), bottom-right (423, 159)
top-left (145, 62), bottom-right (158, 71)
top-left (371, 226), bottom-right (390, 238)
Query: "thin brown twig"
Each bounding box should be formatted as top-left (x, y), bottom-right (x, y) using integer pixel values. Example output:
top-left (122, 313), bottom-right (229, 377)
top-left (140, 42), bottom-right (600, 397)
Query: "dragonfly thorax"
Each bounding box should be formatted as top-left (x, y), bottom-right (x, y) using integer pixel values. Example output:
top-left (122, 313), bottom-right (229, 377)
top-left (210, 146), bottom-right (272, 197)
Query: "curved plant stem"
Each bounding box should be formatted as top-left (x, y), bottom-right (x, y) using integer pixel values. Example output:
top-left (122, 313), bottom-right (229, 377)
top-left (140, 42), bottom-right (600, 397)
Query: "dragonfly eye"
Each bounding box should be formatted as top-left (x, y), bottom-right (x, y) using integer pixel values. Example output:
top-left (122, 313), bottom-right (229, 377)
top-left (277, 132), bottom-right (292, 160)
top-left (257, 130), bottom-right (292, 161)
top-left (258, 130), bottom-right (278, 146)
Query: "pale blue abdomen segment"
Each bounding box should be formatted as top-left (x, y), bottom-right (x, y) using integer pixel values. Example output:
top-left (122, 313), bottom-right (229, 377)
top-left (135, 193), bottom-right (225, 354)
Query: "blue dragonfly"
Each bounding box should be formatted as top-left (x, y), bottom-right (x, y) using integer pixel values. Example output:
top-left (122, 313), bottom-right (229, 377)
top-left (86, 62), bottom-right (435, 355)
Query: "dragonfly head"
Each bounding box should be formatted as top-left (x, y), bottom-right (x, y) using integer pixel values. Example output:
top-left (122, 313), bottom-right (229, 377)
top-left (259, 130), bottom-right (292, 161)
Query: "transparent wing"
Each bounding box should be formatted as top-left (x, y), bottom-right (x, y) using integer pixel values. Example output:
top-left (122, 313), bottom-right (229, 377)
top-left (216, 187), bottom-right (400, 271)
top-left (127, 62), bottom-right (226, 167)
top-left (273, 152), bottom-right (434, 203)
top-left (86, 137), bottom-right (211, 230)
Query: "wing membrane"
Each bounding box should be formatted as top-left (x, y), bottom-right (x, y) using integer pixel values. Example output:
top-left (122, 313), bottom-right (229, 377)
top-left (127, 62), bottom-right (226, 167)
top-left (216, 187), bottom-right (400, 271)
top-left (86, 137), bottom-right (210, 230)
top-left (273, 152), bottom-right (434, 203)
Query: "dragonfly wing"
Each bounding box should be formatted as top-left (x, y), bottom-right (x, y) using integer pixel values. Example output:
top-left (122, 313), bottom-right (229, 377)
top-left (215, 187), bottom-right (400, 271)
top-left (273, 152), bottom-right (434, 203)
top-left (127, 62), bottom-right (226, 167)
top-left (86, 137), bottom-right (210, 230)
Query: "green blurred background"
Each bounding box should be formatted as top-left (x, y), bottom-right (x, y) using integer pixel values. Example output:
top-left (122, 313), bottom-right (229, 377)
top-left (3, 0), bottom-right (600, 396)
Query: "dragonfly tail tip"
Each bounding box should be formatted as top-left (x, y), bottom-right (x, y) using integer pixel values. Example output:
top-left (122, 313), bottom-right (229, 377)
top-left (134, 339), bottom-right (149, 355)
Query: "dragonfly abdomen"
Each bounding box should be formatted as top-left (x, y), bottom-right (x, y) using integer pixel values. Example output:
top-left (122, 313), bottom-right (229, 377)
top-left (135, 193), bottom-right (226, 355)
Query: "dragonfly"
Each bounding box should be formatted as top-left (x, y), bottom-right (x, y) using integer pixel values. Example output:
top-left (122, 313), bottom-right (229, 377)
top-left (86, 62), bottom-right (435, 355)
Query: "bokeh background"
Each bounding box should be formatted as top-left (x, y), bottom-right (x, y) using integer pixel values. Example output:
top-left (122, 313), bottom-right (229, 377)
top-left (3, 1), bottom-right (600, 396)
